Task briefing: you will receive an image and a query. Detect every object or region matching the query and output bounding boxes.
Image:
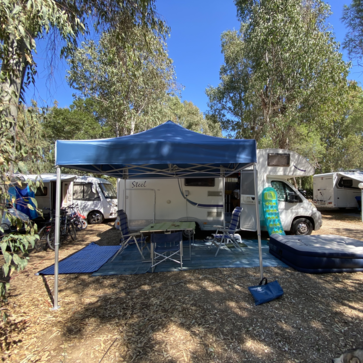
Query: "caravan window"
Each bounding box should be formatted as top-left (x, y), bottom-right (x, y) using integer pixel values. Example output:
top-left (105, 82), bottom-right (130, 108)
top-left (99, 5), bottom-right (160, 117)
top-left (73, 183), bottom-right (100, 201)
top-left (268, 153), bottom-right (290, 167)
top-left (241, 171), bottom-right (255, 195)
top-left (184, 178), bottom-right (215, 187)
top-left (338, 177), bottom-right (358, 189)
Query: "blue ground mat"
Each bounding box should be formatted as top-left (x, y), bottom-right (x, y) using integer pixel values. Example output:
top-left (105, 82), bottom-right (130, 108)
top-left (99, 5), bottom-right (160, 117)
top-left (37, 242), bottom-right (120, 275)
top-left (92, 239), bottom-right (288, 276)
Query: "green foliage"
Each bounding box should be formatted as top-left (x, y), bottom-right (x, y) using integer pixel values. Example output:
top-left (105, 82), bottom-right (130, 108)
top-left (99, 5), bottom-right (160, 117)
top-left (0, 0), bottom-right (165, 318)
top-left (317, 83), bottom-right (363, 172)
top-left (342, 0), bottom-right (363, 67)
top-left (159, 96), bottom-right (222, 136)
top-left (207, 0), bottom-right (350, 152)
top-left (67, 26), bottom-right (178, 136)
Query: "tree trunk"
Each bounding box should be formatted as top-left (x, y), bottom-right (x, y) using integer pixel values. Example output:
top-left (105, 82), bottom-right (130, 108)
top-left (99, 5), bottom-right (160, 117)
top-left (0, 36), bottom-right (28, 174)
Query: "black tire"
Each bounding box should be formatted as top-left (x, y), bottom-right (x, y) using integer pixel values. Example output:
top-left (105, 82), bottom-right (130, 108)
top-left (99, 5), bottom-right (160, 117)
top-left (34, 226), bottom-right (47, 252)
top-left (291, 218), bottom-right (313, 235)
top-left (68, 222), bottom-right (77, 241)
top-left (47, 226), bottom-right (56, 250)
top-left (87, 211), bottom-right (104, 224)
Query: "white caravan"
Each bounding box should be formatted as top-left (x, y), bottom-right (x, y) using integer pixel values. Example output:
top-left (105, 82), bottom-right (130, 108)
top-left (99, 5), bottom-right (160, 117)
top-left (313, 171), bottom-right (363, 209)
top-left (117, 149), bottom-right (322, 235)
top-left (21, 174), bottom-right (118, 223)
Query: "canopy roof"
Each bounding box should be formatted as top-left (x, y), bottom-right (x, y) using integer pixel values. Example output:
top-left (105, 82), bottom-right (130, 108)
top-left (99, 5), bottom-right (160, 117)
top-left (56, 121), bottom-right (257, 179)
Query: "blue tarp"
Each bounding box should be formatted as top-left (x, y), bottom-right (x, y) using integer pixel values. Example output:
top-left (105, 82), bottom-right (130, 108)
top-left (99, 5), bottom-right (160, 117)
top-left (37, 243), bottom-right (120, 275)
top-left (55, 121), bottom-right (257, 179)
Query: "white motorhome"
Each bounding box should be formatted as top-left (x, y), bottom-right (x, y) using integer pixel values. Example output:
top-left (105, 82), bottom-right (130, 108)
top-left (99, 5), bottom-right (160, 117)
top-left (313, 171), bottom-right (363, 209)
top-left (20, 174), bottom-right (118, 223)
top-left (117, 149), bottom-right (322, 235)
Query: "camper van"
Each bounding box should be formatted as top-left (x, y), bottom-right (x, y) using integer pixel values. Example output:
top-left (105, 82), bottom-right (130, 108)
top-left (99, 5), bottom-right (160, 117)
top-left (19, 174), bottom-right (118, 223)
top-left (117, 149), bottom-right (322, 235)
top-left (313, 171), bottom-right (363, 209)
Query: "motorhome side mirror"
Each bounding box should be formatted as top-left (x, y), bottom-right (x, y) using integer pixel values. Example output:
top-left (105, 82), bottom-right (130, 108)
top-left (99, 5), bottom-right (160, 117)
top-left (359, 183), bottom-right (363, 189)
top-left (286, 192), bottom-right (300, 203)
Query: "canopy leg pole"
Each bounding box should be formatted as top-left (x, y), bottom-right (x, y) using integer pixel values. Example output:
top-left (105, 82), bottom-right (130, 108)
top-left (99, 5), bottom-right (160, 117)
top-left (223, 176), bottom-right (226, 228)
top-left (124, 179), bottom-right (126, 212)
top-left (253, 164), bottom-right (264, 280)
top-left (52, 166), bottom-right (61, 310)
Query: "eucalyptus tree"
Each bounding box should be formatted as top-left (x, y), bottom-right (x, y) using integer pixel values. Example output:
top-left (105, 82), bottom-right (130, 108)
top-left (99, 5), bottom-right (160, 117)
top-left (207, 0), bottom-right (350, 150)
top-left (342, 0), bottom-right (363, 67)
top-left (159, 96), bottom-right (222, 136)
top-left (68, 27), bottom-right (177, 136)
top-left (318, 83), bottom-right (363, 172)
top-left (0, 0), bottom-right (164, 313)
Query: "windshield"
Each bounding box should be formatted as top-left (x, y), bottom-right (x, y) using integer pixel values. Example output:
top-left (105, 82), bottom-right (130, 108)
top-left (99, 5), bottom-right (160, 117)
top-left (99, 183), bottom-right (117, 199)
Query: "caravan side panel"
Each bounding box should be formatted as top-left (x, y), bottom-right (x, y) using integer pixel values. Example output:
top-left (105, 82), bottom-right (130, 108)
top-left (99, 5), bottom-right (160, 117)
top-left (118, 178), bottom-right (224, 231)
top-left (313, 174), bottom-right (335, 208)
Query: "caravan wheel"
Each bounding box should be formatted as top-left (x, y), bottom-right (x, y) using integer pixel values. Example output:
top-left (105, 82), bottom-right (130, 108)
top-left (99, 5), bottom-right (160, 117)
top-left (291, 218), bottom-right (312, 235)
top-left (88, 211), bottom-right (104, 224)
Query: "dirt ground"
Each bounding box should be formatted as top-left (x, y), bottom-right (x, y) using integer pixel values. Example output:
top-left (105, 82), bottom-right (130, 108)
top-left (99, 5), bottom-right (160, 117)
top-left (1, 210), bottom-right (363, 363)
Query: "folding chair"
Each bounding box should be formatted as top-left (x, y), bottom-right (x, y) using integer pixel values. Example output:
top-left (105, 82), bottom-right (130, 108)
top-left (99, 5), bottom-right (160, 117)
top-left (150, 231), bottom-right (183, 272)
top-left (112, 209), bottom-right (148, 261)
top-left (211, 206), bottom-right (243, 256)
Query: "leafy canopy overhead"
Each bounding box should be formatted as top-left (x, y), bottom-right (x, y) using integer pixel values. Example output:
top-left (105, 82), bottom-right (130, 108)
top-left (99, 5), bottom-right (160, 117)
top-left (342, 0), bottom-right (363, 67)
top-left (68, 26), bottom-right (178, 136)
top-left (207, 0), bottom-right (350, 152)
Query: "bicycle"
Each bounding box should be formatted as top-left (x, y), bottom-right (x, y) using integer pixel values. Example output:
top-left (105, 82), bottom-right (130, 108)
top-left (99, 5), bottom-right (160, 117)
top-left (46, 208), bottom-right (77, 250)
top-left (67, 203), bottom-right (88, 231)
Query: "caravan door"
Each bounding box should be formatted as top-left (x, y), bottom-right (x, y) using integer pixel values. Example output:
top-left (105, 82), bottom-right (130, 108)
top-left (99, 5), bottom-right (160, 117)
top-left (239, 170), bottom-right (257, 231)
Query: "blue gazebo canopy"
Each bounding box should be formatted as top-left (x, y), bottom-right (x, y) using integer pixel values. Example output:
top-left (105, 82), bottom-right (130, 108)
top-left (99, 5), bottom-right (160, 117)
top-left (55, 121), bottom-right (257, 179)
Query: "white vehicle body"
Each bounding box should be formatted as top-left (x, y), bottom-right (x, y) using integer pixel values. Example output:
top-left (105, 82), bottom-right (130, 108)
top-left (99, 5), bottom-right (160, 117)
top-left (117, 149), bottom-right (322, 235)
top-left (313, 171), bottom-right (363, 209)
top-left (19, 174), bottom-right (118, 223)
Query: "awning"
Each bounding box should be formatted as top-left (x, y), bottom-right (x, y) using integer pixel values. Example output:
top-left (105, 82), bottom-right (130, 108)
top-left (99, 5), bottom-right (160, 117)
top-left (55, 121), bottom-right (257, 178)
top-left (337, 172), bottom-right (363, 183)
top-left (20, 174), bottom-right (77, 183)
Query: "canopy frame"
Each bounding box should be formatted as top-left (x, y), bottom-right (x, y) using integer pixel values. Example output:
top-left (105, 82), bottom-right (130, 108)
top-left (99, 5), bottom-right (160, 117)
top-left (52, 121), bottom-right (264, 309)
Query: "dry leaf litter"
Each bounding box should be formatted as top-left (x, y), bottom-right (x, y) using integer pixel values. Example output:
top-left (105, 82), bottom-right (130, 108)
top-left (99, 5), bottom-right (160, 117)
top-left (0, 210), bottom-right (362, 363)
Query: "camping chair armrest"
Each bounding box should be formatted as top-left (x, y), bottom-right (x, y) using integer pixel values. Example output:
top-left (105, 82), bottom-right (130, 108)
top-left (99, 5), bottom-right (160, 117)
top-left (124, 232), bottom-right (147, 240)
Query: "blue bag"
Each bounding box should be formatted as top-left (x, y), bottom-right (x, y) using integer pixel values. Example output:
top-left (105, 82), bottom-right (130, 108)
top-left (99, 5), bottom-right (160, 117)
top-left (248, 278), bottom-right (284, 306)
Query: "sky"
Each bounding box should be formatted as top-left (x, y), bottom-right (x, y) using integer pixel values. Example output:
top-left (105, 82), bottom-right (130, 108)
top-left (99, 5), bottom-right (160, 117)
top-left (27, 0), bottom-right (362, 115)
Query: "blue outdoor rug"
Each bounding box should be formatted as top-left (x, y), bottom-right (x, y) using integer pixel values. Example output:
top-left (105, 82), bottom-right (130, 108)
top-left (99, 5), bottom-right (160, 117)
top-left (92, 239), bottom-right (288, 276)
top-left (37, 242), bottom-right (120, 275)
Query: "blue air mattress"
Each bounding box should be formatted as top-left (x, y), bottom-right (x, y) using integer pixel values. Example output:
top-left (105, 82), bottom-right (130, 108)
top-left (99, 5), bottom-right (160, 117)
top-left (269, 234), bottom-right (363, 273)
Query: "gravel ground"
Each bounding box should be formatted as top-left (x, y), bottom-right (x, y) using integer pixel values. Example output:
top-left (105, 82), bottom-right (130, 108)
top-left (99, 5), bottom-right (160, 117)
top-left (1, 210), bottom-right (363, 363)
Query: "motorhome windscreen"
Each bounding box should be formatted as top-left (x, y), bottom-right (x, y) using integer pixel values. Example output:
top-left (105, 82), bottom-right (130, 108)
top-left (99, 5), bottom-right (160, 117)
top-left (268, 153), bottom-right (290, 167)
top-left (100, 183), bottom-right (117, 198)
top-left (184, 178), bottom-right (215, 187)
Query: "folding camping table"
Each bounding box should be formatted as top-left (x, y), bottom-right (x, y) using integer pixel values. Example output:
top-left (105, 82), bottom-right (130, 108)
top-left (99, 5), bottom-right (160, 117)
top-left (140, 221), bottom-right (195, 260)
